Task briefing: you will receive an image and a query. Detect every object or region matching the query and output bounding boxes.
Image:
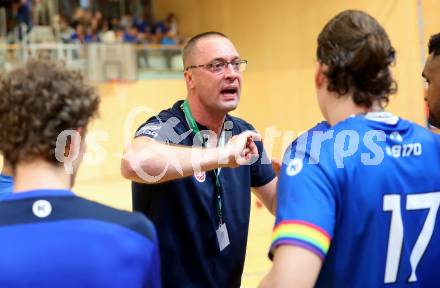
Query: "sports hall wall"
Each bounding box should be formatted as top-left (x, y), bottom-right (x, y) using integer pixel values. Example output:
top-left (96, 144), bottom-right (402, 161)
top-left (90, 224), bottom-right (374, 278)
top-left (423, 0), bottom-right (440, 53)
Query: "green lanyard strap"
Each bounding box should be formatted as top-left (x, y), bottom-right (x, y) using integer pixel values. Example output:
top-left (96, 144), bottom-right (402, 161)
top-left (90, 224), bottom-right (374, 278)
top-left (181, 99), bottom-right (224, 225)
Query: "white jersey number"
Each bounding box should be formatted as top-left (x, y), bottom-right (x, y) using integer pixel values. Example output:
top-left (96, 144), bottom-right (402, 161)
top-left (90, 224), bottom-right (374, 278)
top-left (383, 192), bottom-right (440, 284)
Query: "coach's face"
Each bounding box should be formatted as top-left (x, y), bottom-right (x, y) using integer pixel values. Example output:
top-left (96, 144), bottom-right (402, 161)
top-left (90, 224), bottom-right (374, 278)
top-left (423, 54), bottom-right (440, 128)
top-left (186, 36), bottom-right (242, 114)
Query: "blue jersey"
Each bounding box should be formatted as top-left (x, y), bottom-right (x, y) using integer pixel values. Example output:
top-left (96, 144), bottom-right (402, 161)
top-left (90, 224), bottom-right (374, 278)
top-left (0, 173), bottom-right (13, 199)
top-left (0, 189), bottom-right (161, 288)
top-left (271, 113), bottom-right (440, 287)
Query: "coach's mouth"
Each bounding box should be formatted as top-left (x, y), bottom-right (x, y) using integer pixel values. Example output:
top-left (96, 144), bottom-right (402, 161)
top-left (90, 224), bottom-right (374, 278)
top-left (220, 87), bottom-right (239, 99)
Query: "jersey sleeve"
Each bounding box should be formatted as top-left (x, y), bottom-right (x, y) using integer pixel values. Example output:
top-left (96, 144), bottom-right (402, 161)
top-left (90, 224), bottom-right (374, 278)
top-left (250, 139), bottom-right (276, 187)
top-left (269, 140), bottom-right (337, 260)
top-left (135, 113), bottom-right (189, 145)
top-left (148, 230), bottom-right (161, 288)
top-left (142, 218), bottom-right (162, 288)
top-left (234, 121), bottom-right (275, 187)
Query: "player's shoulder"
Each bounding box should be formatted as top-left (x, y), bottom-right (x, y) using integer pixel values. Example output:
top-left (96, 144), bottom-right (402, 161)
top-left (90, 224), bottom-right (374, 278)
top-left (282, 121), bottom-right (332, 165)
top-left (135, 100), bottom-right (188, 140)
top-left (0, 194), bottom-right (157, 242)
top-left (287, 121), bottom-right (331, 150)
top-left (338, 115), bottom-right (439, 142)
top-left (309, 121), bottom-right (331, 132)
top-left (72, 197), bottom-right (157, 242)
top-left (404, 119), bottom-right (440, 139)
top-left (140, 101), bottom-right (183, 126)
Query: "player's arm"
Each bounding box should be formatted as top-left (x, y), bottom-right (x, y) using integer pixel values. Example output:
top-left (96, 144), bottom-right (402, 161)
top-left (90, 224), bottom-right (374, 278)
top-left (137, 215), bottom-right (162, 288)
top-left (253, 177), bottom-right (277, 215)
top-left (253, 158), bottom-right (282, 214)
top-left (259, 245), bottom-right (323, 288)
top-left (121, 131), bottom-right (260, 184)
top-left (259, 139), bottom-right (336, 287)
top-left (150, 227), bottom-right (162, 288)
top-left (271, 158), bottom-right (282, 175)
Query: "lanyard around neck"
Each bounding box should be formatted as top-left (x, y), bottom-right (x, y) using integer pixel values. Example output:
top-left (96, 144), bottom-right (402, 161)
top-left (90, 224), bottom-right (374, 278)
top-left (181, 99), bottom-right (204, 144)
top-left (181, 99), bottom-right (224, 225)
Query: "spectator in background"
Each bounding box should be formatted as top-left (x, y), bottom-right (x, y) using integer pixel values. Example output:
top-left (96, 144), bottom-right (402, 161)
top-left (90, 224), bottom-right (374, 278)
top-left (15, 0), bottom-right (32, 31)
top-left (90, 11), bottom-right (102, 34)
top-left (84, 25), bottom-right (98, 43)
top-left (152, 13), bottom-right (181, 45)
top-left (113, 25), bottom-right (125, 43)
top-left (70, 22), bottom-right (84, 43)
top-left (153, 18), bottom-right (167, 35)
top-left (165, 13), bottom-right (178, 39)
top-left (134, 12), bottom-right (152, 44)
top-left (100, 19), bottom-right (117, 43)
top-left (159, 14), bottom-right (180, 69)
top-left (134, 12), bottom-right (150, 35)
top-left (71, 7), bottom-right (84, 28)
top-left (58, 15), bottom-right (74, 43)
top-left (133, 12), bottom-right (152, 68)
top-left (160, 30), bottom-right (178, 69)
top-left (33, 0), bottom-right (50, 25)
top-left (160, 30), bottom-right (177, 45)
top-left (82, 9), bottom-right (92, 27)
top-left (110, 17), bottom-right (120, 30)
top-left (123, 25), bottom-right (139, 43)
top-left (120, 12), bottom-right (133, 31)
top-left (151, 16), bottom-right (167, 44)
top-left (93, 11), bottom-right (102, 26)
top-left (99, 18), bottom-right (114, 43)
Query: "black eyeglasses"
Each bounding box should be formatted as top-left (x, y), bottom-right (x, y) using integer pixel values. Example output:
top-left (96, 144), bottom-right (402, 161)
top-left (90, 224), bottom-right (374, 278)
top-left (185, 59), bottom-right (248, 74)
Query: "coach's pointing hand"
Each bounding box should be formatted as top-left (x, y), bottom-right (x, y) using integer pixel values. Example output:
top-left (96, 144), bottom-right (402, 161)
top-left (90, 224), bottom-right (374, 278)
top-left (222, 131), bottom-right (261, 168)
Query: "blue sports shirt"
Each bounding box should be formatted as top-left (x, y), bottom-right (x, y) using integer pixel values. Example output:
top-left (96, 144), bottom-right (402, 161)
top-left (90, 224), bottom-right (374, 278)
top-left (271, 113), bottom-right (440, 287)
top-left (0, 189), bottom-right (161, 288)
top-left (0, 173), bottom-right (13, 199)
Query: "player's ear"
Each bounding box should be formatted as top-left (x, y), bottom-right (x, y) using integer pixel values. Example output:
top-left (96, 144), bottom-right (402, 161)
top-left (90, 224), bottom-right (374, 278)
top-left (76, 127), bottom-right (86, 138)
top-left (64, 127), bottom-right (85, 158)
top-left (184, 70), bottom-right (195, 89)
top-left (314, 62), bottom-right (327, 89)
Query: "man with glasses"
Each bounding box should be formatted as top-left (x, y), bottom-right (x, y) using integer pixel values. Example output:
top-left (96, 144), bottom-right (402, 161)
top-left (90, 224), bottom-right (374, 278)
top-left (121, 31), bottom-right (277, 288)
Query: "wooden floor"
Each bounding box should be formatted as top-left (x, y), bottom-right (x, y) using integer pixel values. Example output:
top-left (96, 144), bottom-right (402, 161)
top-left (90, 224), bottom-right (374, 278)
top-left (72, 80), bottom-right (276, 287)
